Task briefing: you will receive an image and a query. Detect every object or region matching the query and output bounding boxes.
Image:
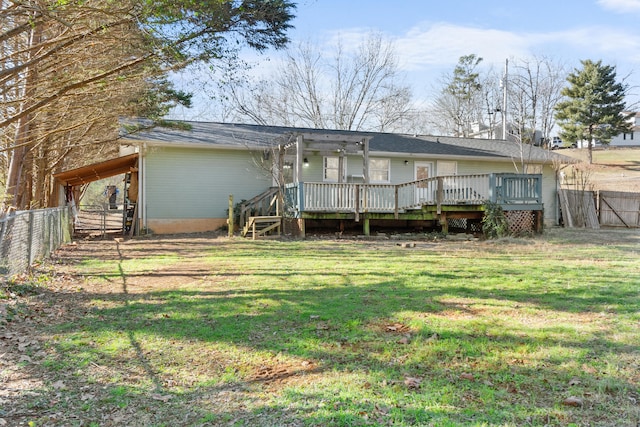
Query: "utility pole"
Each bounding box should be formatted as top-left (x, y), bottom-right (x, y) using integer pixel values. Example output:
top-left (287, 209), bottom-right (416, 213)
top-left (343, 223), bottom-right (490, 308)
top-left (502, 58), bottom-right (508, 140)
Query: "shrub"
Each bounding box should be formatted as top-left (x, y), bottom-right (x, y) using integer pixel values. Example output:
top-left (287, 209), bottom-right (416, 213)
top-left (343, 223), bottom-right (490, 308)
top-left (482, 201), bottom-right (510, 239)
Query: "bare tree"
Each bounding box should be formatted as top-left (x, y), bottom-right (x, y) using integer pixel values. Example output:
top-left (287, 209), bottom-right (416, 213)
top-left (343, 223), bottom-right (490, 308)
top-left (226, 33), bottom-right (414, 132)
top-left (429, 54), bottom-right (485, 137)
top-left (508, 56), bottom-right (567, 147)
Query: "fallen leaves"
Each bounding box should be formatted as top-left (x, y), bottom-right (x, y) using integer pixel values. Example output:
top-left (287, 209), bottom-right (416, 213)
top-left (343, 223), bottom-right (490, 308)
top-left (403, 376), bottom-right (422, 389)
top-left (151, 393), bottom-right (173, 402)
top-left (563, 396), bottom-right (584, 407)
top-left (396, 336), bottom-right (410, 345)
top-left (52, 380), bottom-right (66, 390)
top-left (460, 372), bottom-right (475, 381)
top-left (568, 377), bottom-right (581, 386)
top-left (384, 322), bottom-right (410, 333)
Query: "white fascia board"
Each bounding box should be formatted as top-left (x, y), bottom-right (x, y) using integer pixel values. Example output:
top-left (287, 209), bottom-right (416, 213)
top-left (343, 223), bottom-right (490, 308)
top-left (367, 150), bottom-right (520, 163)
top-left (122, 138), bottom-right (268, 151)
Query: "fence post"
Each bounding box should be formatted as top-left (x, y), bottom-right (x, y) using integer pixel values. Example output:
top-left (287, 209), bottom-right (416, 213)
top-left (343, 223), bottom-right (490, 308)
top-left (27, 210), bottom-right (35, 269)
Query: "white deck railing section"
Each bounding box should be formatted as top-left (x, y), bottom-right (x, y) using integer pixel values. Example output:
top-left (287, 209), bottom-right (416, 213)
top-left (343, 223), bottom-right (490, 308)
top-left (300, 175), bottom-right (490, 213)
top-left (285, 173), bottom-right (541, 215)
top-left (441, 174), bottom-right (490, 204)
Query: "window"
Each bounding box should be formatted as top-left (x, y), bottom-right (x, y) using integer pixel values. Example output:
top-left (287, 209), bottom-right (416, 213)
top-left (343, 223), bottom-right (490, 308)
top-left (369, 158), bottom-right (390, 183)
top-left (437, 161), bottom-right (457, 176)
top-left (323, 156), bottom-right (346, 182)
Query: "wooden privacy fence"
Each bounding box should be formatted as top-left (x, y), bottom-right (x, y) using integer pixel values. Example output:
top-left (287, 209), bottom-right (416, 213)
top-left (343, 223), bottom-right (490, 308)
top-left (598, 190), bottom-right (640, 227)
top-left (558, 189), bottom-right (640, 228)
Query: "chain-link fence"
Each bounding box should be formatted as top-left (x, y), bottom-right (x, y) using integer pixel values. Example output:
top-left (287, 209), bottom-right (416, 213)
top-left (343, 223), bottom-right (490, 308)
top-left (75, 204), bottom-right (124, 236)
top-left (0, 206), bottom-right (73, 277)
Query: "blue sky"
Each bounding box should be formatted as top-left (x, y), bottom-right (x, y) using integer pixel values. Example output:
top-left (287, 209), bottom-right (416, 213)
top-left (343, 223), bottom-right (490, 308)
top-left (172, 0), bottom-right (640, 119)
top-left (286, 0), bottom-right (640, 90)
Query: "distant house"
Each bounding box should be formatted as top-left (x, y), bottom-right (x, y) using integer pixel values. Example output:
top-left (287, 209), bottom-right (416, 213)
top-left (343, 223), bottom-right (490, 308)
top-left (572, 112), bottom-right (640, 148)
top-left (54, 121), bottom-right (573, 236)
top-left (609, 112), bottom-right (640, 147)
top-left (469, 121), bottom-right (544, 146)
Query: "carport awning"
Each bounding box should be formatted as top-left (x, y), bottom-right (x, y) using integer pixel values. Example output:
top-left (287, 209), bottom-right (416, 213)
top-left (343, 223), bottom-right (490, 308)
top-left (53, 153), bottom-right (138, 186)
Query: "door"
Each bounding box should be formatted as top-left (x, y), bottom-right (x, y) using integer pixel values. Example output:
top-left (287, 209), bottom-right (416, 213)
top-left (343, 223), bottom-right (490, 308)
top-left (414, 162), bottom-right (435, 204)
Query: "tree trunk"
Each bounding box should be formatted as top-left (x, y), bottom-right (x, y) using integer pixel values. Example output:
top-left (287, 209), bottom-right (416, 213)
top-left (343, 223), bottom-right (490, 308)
top-left (4, 22), bottom-right (41, 211)
top-left (587, 124), bottom-right (594, 164)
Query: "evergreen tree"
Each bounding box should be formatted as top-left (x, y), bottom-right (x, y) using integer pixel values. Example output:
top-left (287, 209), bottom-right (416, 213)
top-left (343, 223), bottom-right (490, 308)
top-left (554, 59), bottom-right (631, 163)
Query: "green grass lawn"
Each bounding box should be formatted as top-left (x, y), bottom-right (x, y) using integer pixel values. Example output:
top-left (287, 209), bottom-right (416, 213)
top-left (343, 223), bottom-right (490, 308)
top-left (3, 229), bottom-right (639, 426)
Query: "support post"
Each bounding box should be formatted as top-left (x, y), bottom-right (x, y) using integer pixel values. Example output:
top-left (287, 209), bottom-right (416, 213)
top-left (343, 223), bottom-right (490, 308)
top-left (394, 186), bottom-right (399, 219)
top-left (440, 212), bottom-right (448, 233)
top-left (354, 184), bottom-right (360, 222)
top-left (535, 210), bottom-right (544, 233)
top-left (436, 177), bottom-right (444, 214)
top-left (228, 195), bottom-right (234, 238)
top-left (363, 217), bottom-right (370, 236)
top-left (299, 218), bottom-right (306, 239)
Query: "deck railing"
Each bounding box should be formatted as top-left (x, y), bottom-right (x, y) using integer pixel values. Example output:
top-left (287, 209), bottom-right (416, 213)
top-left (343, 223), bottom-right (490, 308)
top-left (239, 187), bottom-right (280, 227)
top-left (284, 173), bottom-right (541, 216)
top-left (492, 174), bottom-right (542, 205)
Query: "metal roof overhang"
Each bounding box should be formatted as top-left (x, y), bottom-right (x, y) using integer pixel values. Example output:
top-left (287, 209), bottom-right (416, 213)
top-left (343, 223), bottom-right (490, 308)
top-left (53, 153), bottom-right (139, 187)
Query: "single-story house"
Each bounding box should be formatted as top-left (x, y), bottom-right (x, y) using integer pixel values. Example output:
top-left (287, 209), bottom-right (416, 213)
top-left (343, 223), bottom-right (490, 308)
top-left (54, 121), bottom-right (573, 236)
top-left (606, 112), bottom-right (640, 147)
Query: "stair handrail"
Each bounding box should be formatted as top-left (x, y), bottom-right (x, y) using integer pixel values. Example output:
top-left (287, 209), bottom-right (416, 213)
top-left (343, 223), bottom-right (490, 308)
top-left (239, 187), bottom-right (280, 229)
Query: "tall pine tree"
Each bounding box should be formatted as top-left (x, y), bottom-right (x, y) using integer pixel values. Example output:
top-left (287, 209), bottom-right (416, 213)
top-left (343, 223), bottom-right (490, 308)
top-left (554, 59), bottom-right (631, 163)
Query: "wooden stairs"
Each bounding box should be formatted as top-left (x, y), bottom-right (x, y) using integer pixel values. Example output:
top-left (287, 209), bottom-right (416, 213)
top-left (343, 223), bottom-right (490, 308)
top-left (241, 216), bottom-right (282, 239)
top-left (239, 187), bottom-right (283, 239)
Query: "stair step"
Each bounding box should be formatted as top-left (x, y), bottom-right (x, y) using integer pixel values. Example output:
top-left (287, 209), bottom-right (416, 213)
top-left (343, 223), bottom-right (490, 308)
top-left (242, 216), bottom-right (282, 239)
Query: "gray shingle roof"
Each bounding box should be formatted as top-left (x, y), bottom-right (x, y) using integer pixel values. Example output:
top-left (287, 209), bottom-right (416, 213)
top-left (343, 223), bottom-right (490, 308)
top-left (122, 121), bottom-right (572, 164)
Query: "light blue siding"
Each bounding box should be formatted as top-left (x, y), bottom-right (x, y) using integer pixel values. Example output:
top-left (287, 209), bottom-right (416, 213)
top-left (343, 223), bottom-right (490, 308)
top-left (145, 147), bottom-right (271, 219)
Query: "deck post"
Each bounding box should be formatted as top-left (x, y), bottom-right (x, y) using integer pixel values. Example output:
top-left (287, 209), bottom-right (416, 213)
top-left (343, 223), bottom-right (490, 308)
top-left (228, 195), bottom-right (234, 237)
top-left (436, 177), bottom-right (444, 214)
top-left (355, 184), bottom-right (360, 222)
top-left (299, 218), bottom-right (306, 239)
top-left (295, 135), bottom-right (304, 183)
top-left (363, 217), bottom-right (370, 236)
top-left (394, 186), bottom-right (399, 219)
top-left (440, 212), bottom-right (448, 233)
top-left (297, 183), bottom-right (305, 212)
top-left (489, 174), bottom-right (497, 203)
top-left (362, 138), bottom-right (370, 183)
top-left (535, 210), bottom-right (544, 233)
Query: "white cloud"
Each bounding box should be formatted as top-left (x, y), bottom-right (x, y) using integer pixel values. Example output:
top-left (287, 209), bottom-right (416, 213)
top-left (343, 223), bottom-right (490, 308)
top-left (394, 23), bottom-right (530, 71)
top-left (553, 26), bottom-right (640, 61)
top-left (597, 0), bottom-right (640, 13)
top-left (384, 22), bottom-right (640, 73)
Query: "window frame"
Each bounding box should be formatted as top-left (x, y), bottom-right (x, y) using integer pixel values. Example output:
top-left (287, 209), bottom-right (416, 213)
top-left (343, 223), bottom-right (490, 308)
top-left (368, 158), bottom-right (391, 183)
top-left (323, 156), bottom-right (346, 182)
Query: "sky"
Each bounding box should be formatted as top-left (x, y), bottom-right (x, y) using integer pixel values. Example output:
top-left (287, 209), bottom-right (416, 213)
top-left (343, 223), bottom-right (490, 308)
top-left (171, 0), bottom-right (640, 120)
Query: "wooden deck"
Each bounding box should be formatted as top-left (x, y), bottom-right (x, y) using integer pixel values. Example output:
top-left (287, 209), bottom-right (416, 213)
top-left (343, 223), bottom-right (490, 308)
top-left (282, 173), bottom-right (542, 235)
top-left (241, 173), bottom-right (543, 237)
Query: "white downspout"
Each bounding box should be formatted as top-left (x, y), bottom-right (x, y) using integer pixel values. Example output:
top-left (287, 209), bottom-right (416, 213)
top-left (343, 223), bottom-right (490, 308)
top-left (141, 143), bottom-right (147, 233)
